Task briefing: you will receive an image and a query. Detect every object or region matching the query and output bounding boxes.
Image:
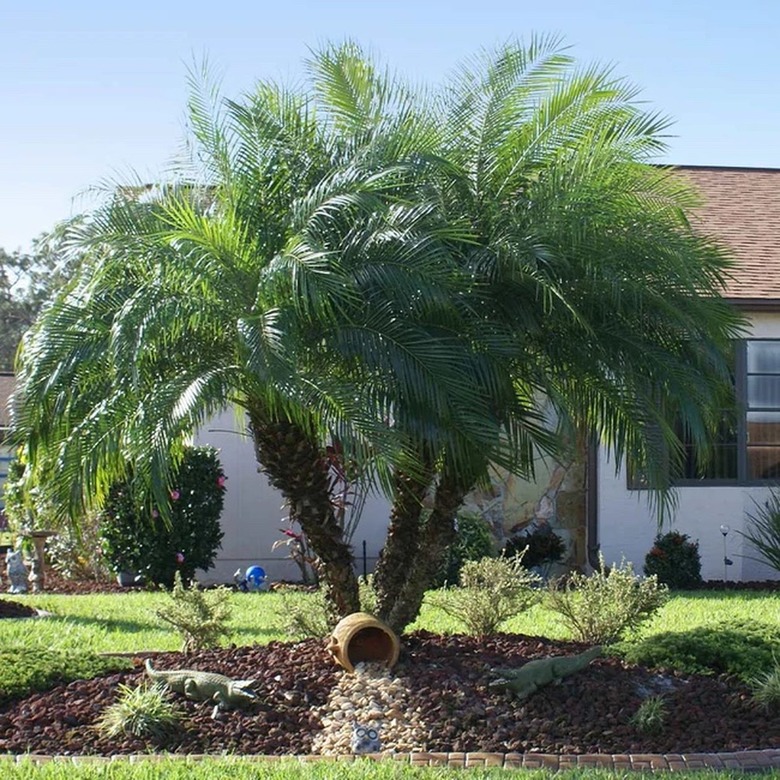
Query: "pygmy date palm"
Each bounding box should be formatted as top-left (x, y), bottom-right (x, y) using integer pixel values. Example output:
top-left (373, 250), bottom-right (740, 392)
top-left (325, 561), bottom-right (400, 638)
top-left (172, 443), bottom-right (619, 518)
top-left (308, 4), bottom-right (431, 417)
top-left (12, 40), bottom-right (744, 631)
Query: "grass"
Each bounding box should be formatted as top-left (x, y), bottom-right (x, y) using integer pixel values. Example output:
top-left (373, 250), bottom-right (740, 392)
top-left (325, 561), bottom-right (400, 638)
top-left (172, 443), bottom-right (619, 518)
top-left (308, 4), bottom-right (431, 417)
top-left (1, 588), bottom-right (778, 654)
top-left (0, 759), bottom-right (770, 780)
top-left (1, 586), bottom-right (778, 778)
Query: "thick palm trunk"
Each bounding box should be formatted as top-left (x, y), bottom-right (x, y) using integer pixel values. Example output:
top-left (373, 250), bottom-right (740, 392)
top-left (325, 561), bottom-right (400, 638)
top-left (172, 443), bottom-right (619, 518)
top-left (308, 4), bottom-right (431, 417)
top-left (247, 402), bottom-right (360, 617)
top-left (374, 463), bottom-right (434, 622)
top-left (384, 468), bottom-right (469, 633)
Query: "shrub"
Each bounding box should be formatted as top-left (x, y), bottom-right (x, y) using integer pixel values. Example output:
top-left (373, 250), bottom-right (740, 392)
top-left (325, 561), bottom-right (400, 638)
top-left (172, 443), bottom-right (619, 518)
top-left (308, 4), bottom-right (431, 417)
top-left (46, 513), bottom-right (113, 582)
top-left (741, 492), bottom-right (780, 573)
top-left (279, 587), bottom-right (339, 640)
top-left (95, 682), bottom-right (183, 741)
top-left (750, 661), bottom-right (780, 712)
top-left (502, 522), bottom-right (566, 571)
top-left (0, 648), bottom-right (132, 706)
top-left (545, 553), bottom-right (668, 644)
top-left (630, 695), bottom-right (667, 734)
top-left (100, 445), bottom-right (226, 588)
top-left (615, 619), bottom-right (780, 682)
top-left (427, 555), bottom-right (542, 636)
top-left (154, 571), bottom-right (233, 653)
top-left (643, 531), bottom-right (702, 589)
top-left (434, 511), bottom-right (495, 587)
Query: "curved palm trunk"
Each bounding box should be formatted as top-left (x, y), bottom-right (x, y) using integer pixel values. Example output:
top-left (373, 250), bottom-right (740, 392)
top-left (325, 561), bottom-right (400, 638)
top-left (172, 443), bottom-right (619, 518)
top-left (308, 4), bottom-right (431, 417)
top-left (374, 462), bottom-right (434, 622)
top-left (384, 467), bottom-right (469, 633)
top-left (246, 402), bottom-right (360, 617)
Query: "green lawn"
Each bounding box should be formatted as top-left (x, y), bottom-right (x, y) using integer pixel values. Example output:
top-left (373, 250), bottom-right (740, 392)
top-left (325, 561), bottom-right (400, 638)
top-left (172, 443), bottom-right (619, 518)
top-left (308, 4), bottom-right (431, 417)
top-left (0, 758), bottom-right (770, 780)
top-left (1, 588), bottom-right (778, 654)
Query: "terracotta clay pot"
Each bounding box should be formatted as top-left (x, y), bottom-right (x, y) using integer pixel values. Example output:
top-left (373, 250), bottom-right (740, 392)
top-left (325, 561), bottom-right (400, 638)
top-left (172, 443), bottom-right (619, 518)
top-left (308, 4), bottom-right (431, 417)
top-left (327, 612), bottom-right (400, 673)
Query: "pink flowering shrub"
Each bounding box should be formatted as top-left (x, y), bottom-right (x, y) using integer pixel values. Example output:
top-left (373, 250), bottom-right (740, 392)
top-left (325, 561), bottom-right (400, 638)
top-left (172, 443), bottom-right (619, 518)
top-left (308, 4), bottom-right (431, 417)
top-left (100, 446), bottom-right (226, 587)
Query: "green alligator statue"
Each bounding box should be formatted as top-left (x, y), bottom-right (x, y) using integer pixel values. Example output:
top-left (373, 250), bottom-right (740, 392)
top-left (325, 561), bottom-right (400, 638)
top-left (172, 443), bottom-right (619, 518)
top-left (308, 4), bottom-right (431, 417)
top-left (145, 659), bottom-right (258, 718)
top-left (489, 646), bottom-right (602, 700)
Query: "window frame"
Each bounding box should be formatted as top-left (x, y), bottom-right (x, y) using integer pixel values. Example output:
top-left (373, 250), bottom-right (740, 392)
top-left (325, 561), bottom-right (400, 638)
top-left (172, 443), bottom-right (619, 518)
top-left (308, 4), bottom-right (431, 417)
top-left (628, 338), bottom-right (780, 489)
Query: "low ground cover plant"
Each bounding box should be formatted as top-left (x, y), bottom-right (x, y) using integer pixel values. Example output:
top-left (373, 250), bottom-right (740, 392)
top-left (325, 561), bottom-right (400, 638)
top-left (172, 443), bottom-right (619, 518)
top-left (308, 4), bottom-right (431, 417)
top-left (545, 554), bottom-right (668, 644)
top-left (0, 648), bottom-right (132, 706)
top-left (643, 531), bottom-right (702, 589)
top-left (426, 554), bottom-right (542, 636)
top-left (615, 619), bottom-right (780, 682)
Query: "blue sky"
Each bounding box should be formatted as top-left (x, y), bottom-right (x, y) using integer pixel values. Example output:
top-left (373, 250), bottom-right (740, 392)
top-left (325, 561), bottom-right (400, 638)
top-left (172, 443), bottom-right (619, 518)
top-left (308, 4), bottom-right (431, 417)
top-left (2, 0), bottom-right (778, 252)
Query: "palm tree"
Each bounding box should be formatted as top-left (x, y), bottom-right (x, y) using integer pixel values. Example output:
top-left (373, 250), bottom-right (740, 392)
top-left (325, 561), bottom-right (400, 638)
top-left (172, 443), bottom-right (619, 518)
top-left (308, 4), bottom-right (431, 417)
top-left (371, 38), bottom-right (745, 629)
top-left (12, 40), bottom-right (744, 632)
top-left (12, 45), bottom-right (516, 617)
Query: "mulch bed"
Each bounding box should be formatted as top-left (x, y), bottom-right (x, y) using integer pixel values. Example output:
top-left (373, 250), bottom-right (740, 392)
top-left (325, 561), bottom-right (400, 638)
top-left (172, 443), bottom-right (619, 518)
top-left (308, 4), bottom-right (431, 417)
top-left (0, 632), bottom-right (778, 757)
top-left (0, 599), bottom-right (38, 619)
top-left (1, 575), bottom-right (779, 757)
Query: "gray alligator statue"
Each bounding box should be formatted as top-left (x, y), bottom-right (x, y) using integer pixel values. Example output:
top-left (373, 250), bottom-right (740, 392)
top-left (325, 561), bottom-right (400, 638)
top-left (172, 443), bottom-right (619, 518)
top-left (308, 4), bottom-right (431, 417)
top-left (145, 659), bottom-right (258, 718)
top-left (489, 646), bottom-right (602, 700)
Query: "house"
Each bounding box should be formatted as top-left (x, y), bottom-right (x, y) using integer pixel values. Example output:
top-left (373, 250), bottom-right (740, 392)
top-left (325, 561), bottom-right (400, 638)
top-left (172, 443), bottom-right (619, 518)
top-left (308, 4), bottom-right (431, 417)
top-left (2, 166), bottom-right (779, 584)
top-left (596, 165), bottom-right (780, 582)
top-left (197, 165), bottom-right (780, 585)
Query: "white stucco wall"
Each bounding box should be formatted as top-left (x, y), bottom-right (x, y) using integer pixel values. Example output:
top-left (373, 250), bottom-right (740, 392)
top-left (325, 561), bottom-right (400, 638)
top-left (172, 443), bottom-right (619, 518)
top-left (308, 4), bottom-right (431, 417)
top-left (192, 407), bottom-right (392, 585)
top-left (597, 311), bottom-right (780, 583)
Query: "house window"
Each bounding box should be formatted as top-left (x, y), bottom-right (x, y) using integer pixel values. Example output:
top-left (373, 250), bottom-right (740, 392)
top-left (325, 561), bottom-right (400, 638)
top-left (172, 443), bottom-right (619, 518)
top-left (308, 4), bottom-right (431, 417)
top-left (629, 339), bottom-right (780, 487)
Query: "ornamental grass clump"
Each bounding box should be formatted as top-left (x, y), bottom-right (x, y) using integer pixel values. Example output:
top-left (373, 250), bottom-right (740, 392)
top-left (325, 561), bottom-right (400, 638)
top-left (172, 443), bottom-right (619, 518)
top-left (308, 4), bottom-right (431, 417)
top-left (95, 682), bottom-right (182, 742)
top-left (630, 695), bottom-right (667, 735)
top-left (750, 656), bottom-right (780, 712)
top-left (427, 554), bottom-right (542, 636)
top-left (546, 553), bottom-right (668, 644)
top-left (154, 571), bottom-right (232, 652)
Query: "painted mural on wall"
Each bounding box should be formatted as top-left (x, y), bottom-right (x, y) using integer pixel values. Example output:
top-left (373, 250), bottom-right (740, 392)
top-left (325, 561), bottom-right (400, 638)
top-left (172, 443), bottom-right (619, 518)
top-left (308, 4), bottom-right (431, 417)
top-left (460, 443), bottom-right (588, 570)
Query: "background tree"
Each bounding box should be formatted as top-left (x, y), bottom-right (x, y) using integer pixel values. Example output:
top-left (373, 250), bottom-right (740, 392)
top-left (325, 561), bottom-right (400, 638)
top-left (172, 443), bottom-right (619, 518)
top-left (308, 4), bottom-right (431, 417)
top-left (0, 223), bottom-right (82, 371)
top-left (10, 40), bottom-right (745, 631)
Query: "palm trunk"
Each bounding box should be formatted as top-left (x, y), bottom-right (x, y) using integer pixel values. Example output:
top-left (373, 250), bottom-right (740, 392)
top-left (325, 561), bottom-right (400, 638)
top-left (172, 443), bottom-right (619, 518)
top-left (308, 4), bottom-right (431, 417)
top-left (374, 462), bottom-right (434, 622)
top-left (246, 402), bottom-right (359, 617)
top-left (384, 467), bottom-right (469, 633)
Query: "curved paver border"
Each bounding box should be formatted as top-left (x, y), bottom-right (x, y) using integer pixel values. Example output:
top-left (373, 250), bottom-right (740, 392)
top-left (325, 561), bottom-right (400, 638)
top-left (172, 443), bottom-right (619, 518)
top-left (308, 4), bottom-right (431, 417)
top-left (1, 751), bottom-right (780, 771)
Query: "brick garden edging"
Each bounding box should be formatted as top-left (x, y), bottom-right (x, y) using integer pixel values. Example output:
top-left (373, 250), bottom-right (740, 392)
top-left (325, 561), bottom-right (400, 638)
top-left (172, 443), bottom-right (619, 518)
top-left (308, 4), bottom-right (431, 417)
top-left (2, 750), bottom-right (780, 771)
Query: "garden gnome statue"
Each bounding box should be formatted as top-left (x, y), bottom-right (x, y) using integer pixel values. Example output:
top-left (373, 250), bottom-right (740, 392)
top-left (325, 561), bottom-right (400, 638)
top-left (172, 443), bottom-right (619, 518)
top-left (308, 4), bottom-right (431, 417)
top-left (6, 550), bottom-right (29, 594)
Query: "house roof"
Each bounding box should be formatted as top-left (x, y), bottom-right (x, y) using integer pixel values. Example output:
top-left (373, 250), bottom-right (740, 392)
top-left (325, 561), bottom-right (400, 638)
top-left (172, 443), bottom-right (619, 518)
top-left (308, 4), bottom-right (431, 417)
top-left (0, 373), bottom-right (14, 431)
top-left (675, 165), bottom-right (780, 302)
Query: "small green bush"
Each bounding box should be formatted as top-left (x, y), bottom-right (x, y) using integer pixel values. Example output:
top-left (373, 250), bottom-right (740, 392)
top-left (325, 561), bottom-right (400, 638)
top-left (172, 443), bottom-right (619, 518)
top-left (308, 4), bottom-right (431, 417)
top-left (643, 531), bottom-right (702, 589)
top-left (545, 553), bottom-right (668, 644)
top-left (100, 445), bottom-right (226, 588)
top-left (154, 571), bottom-right (233, 652)
top-left (630, 695), bottom-right (667, 734)
top-left (434, 511), bottom-right (495, 587)
top-left (502, 523), bottom-right (566, 572)
top-left (95, 681), bottom-right (183, 741)
top-left (427, 554), bottom-right (542, 636)
top-left (615, 619), bottom-right (780, 682)
top-left (0, 648), bottom-right (132, 706)
top-left (750, 661), bottom-right (780, 712)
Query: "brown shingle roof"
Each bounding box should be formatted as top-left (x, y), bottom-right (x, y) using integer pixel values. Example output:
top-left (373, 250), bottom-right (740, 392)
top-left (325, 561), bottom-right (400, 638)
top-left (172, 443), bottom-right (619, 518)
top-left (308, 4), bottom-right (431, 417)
top-left (0, 373), bottom-right (14, 430)
top-left (675, 165), bottom-right (780, 301)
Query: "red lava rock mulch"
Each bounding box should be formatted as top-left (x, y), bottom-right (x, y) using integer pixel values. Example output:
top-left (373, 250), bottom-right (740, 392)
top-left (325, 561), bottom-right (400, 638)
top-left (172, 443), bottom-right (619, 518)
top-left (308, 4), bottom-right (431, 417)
top-left (0, 632), bottom-right (778, 757)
